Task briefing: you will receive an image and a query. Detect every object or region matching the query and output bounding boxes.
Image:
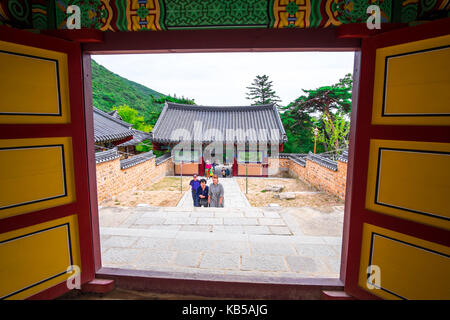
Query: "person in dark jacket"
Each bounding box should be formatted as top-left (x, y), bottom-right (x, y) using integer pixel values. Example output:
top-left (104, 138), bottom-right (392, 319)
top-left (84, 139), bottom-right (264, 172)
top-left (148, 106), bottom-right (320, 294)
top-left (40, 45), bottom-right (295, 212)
top-left (196, 179), bottom-right (209, 207)
top-left (189, 174), bottom-right (200, 207)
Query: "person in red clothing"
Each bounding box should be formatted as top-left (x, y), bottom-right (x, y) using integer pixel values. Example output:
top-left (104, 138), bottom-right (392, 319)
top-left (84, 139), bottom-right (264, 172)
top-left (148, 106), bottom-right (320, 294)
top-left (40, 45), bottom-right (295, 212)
top-left (205, 160), bottom-right (212, 180)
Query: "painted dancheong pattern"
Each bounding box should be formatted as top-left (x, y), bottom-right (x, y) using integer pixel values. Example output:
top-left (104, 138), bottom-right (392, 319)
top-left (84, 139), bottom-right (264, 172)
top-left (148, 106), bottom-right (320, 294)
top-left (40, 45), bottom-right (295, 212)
top-left (0, 1), bottom-right (449, 31)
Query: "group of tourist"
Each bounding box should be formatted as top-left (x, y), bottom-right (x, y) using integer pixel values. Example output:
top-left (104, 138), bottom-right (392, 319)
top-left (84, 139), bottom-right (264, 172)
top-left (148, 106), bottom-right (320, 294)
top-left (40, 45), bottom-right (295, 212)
top-left (204, 160), bottom-right (231, 179)
top-left (189, 174), bottom-right (224, 207)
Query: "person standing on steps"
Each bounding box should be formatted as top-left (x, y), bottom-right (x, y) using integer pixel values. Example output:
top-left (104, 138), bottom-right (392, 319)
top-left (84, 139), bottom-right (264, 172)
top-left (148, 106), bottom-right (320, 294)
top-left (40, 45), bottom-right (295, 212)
top-left (196, 179), bottom-right (209, 207)
top-left (189, 174), bottom-right (200, 207)
top-left (208, 174), bottom-right (224, 207)
top-left (205, 160), bottom-right (212, 180)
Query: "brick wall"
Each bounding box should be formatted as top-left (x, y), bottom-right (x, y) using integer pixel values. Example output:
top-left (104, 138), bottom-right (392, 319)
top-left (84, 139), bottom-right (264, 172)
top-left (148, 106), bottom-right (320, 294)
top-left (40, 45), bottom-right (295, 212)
top-left (96, 152), bottom-right (347, 202)
top-left (269, 157), bottom-right (289, 170)
top-left (96, 155), bottom-right (173, 203)
top-left (280, 155), bottom-right (347, 200)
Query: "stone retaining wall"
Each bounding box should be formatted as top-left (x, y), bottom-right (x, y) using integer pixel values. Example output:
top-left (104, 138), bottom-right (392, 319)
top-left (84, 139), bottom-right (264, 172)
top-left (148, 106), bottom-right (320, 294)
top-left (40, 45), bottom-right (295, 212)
top-left (95, 149), bottom-right (347, 203)
top-left (95, 149), bottom-right (173, 203)
top-left (278, 152), bottom-right (348, 200)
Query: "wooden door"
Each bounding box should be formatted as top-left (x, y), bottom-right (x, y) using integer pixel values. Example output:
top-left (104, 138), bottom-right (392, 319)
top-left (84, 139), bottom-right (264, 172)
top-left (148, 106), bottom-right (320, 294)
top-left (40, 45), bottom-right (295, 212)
top-left (343, 18), bottom-right (450, 300)
top-left (0, 26), bottom-right (95, 299)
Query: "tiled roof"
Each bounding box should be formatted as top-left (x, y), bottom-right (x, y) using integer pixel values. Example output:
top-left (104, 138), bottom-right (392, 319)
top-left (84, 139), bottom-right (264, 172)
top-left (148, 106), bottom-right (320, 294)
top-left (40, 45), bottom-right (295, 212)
top-left (279, 153), bottom-right (307, 166)
top-left (338, 150), bottom-right (348, 163)
top-left (155, 152), bottom-right (172, 165)
top-left (307, 152), bottom-right (338, 171)
top-left (290, 154), bottom-right (307, 167)
top-left (108, 110), bottom-right (122, 120)
top-left (94, 107), bottom-right (134, 143)
top-left (95, 147), bottom-right (120, 164)
top-left (279, 153), bottom-right (291, 159)
top-left (117, 129), bottom-right (151, 147)
top-left (151, 102), bottom-right (288, 144)
top-left (120, 151), bottom-right (155, 169)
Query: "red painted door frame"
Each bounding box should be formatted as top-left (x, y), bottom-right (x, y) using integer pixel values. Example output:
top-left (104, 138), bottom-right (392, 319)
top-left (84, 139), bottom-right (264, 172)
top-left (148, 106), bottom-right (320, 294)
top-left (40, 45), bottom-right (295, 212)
top-left (0, 26), bottom-right (97, 299)
top-left (82, 27), bottom-right (361, 292)
top-left (341, 18), bottom-right (450, 299)
top-left (16, 21), bottom-right (446, 298)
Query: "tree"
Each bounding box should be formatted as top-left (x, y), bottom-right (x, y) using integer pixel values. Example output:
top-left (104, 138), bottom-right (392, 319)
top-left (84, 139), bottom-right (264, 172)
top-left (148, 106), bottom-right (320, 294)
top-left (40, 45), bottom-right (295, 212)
top-left (113, 105), bottom-right (152, 132)
top-left (246, 75), bottom-right (281, 106)
top-left (316, 113), bottom-right (350, 152)
top-left (281, 74), bottom-right (352, 153)
top-left (112, 105), bottom-right (152, 152)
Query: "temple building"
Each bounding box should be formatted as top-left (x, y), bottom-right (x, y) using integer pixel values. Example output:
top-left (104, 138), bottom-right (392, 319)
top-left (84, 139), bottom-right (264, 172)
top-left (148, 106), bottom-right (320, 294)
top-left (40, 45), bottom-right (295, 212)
top-left (150, 102), bottom-right (287, 176)
top-left (93, 107), bottom-right (151, 157)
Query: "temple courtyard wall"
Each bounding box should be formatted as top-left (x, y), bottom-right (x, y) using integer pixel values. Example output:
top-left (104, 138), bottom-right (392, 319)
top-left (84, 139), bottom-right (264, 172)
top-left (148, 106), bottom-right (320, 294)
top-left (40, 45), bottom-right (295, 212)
top-left (95, 151), bottom-right (348, 204)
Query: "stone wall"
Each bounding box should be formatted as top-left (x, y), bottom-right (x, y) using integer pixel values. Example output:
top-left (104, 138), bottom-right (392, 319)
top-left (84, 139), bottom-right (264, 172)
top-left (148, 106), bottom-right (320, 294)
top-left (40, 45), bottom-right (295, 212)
top-left (95, 149), bottom-right (347, 203)
top-left (95, 149), bottom-right (173, 203)
top-left (279, 152), bottom-right (348, 200)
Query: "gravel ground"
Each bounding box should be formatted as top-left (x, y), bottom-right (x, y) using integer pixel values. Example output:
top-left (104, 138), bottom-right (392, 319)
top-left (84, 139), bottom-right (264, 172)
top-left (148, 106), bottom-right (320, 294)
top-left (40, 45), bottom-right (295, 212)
top-left (236, 177), bottom-right (343, 209)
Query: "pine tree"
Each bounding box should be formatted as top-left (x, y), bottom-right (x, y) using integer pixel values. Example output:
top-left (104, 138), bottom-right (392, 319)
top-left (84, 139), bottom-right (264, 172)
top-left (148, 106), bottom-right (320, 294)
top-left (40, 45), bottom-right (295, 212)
top-left (246, 75), bottom-right (281, 106)
top-left (281, 73), bottom-right (353, 153)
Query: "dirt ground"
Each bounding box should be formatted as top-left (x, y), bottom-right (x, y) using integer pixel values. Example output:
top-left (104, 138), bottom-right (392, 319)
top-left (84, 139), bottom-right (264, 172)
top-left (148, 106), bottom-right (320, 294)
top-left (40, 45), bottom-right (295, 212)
top-left (286, 207), bottom-right (344, 236)
top-left (236, 177), bottom-right (343, 209)
top-left (100, 177), bottom-right (190, 207)
top-left (100, 176), bottom-right (344, 209)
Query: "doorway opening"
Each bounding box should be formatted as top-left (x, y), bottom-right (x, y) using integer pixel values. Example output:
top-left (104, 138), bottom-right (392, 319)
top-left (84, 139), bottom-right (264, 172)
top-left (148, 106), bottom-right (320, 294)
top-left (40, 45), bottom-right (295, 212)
top-left (88, 50), bottom-right (355, 281)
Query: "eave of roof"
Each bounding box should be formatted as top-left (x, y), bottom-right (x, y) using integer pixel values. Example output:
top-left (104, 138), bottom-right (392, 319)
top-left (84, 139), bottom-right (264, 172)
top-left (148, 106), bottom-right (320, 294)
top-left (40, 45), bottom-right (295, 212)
top-left (117, 129), bottom-right (151, 147)
top-left (93, 107), bottom-right (135, 143)
top-left (95, 147), bottom-right (120, 164)
top-left (120, 150), bottom-right (155, 169)
top-left (151, 102), bottom-right (288, 144)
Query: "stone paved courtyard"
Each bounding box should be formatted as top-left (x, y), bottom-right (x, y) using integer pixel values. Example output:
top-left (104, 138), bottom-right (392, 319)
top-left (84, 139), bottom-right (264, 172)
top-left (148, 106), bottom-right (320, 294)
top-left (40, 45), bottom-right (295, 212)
top-left (100, 204), bottom-right (343, 279)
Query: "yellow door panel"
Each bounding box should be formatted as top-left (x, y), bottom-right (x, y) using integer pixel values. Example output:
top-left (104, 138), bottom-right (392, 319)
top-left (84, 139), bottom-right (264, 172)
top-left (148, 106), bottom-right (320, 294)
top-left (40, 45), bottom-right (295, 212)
top-left (372, 35), bottom-right (450, 125)
top-left (366, 139), bottom-right (450, 230)
top-left (0, 137), bottom-right (76, 219)
top-left (359, 223), bottom-right (450, 300)
top-left (0, 215), bottom-right (81, 300)
top-left (0, 40), bottom-right (70, 124)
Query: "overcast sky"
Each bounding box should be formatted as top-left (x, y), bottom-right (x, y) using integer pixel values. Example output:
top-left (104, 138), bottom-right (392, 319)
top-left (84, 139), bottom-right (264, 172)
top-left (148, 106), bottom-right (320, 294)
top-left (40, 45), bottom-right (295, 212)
top-left (92, 52), bottom-right (355, 107)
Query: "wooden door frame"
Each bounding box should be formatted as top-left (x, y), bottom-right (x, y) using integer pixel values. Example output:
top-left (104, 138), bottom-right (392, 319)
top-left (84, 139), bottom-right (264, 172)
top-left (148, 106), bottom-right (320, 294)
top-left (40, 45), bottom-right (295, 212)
top-left (341, 18), bottom-right (450, 300)
top-left (78, 27), bottom-right (358, 298)
top-left (0, 26), bottom-right (96, 299)
top-left (41, 22), bottom-right (446, 298)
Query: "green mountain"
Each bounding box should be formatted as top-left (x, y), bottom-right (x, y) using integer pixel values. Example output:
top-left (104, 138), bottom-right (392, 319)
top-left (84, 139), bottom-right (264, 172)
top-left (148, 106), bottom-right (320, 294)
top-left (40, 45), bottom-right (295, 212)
top-left (91, 59), bottom-right (195, 125)
top-left (91, 58), bottom-right (165, 114)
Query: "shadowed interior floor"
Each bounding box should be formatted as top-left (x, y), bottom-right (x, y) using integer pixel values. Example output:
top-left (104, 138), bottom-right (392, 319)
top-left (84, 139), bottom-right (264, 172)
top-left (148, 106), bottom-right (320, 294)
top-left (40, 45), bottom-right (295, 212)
top-left (58, 287), bottom-right (235, 300)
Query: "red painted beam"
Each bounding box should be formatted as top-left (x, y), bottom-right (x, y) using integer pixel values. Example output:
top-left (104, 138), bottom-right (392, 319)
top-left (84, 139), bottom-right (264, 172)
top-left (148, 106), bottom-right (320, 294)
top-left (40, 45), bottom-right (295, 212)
top-left (112, 136), bottom-right (133, 146)
top-left (83, 28), bottom-right (360, 54)
top-left (336, 23), bottom-right (408, 39)
top-left (96, 267), bottom-right (344, 300)
top-left (42, 29), bottom-right (103, 43)
top-left (152, 142), bottom-right (161, 151)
